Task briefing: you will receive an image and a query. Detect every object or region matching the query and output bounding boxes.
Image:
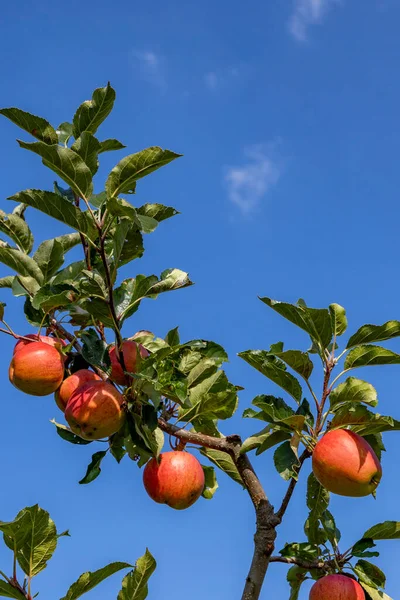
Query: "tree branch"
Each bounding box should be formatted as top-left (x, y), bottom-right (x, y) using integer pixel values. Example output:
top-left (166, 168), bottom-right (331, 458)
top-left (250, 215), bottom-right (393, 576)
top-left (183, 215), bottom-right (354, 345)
top-left (157, 418), bottom-right (279, 600)
top-left (269, 556), bottom-right (327, 570)
top-left (275, 448), bottom-right (311, 522)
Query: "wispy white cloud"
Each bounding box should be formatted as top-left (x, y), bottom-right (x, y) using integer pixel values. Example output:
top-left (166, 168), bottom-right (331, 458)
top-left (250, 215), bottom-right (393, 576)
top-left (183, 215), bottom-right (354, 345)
top-left (288, 0), bottom-right (340, 42)
top-left (133, 50), bottom-right (166, 90)
top-left (224, 144), bottom-right (282, 214)
top-left (204, 65), bottom-right (242, 91)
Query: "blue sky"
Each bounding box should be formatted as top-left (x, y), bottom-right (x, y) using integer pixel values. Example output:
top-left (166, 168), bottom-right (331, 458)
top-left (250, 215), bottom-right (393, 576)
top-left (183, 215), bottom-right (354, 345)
top-left (0, 0), bottom-right (400, 598)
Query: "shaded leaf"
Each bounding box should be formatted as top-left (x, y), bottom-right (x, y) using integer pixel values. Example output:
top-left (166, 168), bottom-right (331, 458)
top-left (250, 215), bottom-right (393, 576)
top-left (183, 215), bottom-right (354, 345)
top-left (56, 121), bottom-right (73, 145)
top-left (351, 538), bottom-right (379, 559)
top-left (354, 560), bottom-right (386, 589)
top-left (137, 203), bottom-right (179, 223)
top-left (0, 246), bottom-right (43, 283)
top-left (238, 350), bottom-right (302, 402)
top-left (200, 448), bottom-right (244, 487)
top-left (71, 132), bottom-right (101, 175)
top-left (50, 420), bottom-right (92, 445)
top-left (202, 465), bottom-right (218, 499)
top-left (359, 584), bottom-right (392, 600)
top-left (0, 580), bottom-right (26, 599)
top-left (273, 349), bottom-right (314, 380)
top-left (344, 345), bottom-right (400, 369)
top-left (80, 330), bottom-right (112, 375)
top-left (98, 138), bottom-right (126, 153)
top-left (347, 321), bottom-right (400, 348)
top-left (330, 377), bottom-right (378, 409)
top-left (165, 326), bottom-right (180, 347)
top-left (0, 210), bottom-right (33, 253)
top-left (33, 239), bottom-right (64, 282)
top-left (79, 451), bottom-right (108, 485)
top-left (363, 521), bottom-right (400, 540)
top-left (287, 565), bottom-right (308, 600)
top-left (273, 441), bottom-right (300, 481)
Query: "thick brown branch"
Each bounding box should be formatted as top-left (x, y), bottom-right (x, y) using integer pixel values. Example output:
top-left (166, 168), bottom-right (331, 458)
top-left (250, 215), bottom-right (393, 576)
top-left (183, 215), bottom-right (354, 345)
top-left (275, 448), bottom-right (311, 522)
top-left (269, 556), bottom-right (327, 570)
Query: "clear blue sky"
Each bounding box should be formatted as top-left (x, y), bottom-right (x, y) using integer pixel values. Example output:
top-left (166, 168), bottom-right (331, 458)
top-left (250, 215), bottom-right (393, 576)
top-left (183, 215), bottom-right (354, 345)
top-left (0, 0), bottom-right (400, 598)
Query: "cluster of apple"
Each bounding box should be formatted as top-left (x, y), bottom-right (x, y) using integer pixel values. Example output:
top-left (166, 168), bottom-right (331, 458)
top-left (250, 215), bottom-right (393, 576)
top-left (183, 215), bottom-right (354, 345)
top-left (8, 333), bottom-right (205, 511)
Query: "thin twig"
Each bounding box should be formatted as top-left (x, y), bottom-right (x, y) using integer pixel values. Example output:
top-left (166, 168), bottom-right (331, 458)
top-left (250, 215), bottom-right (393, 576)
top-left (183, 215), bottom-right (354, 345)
top-left (269, 556), bottom-right (328, 570)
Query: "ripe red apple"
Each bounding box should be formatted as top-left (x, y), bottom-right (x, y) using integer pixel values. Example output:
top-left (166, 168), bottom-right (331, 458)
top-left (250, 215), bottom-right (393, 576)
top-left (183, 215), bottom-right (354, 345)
top-left (9, 342), bottom-right (65, 396)
top-left (109, 340), bottom-right (149, 386)
top-left (54, 369), bottom-right (101, 412)
top-left (14, 334), bottom-right (67, 361)
top-left (143, 451), bottom-right (205, 510)
top-left (310, 574), bottom-right (365, 600)
top-left (312, 429), bottom-right (382, 497)
top-left (65, 380), bottom-right (125, 439)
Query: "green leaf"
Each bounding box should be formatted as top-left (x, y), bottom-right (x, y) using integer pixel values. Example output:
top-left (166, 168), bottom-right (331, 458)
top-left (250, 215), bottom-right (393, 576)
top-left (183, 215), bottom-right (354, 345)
top-left (73, 83), bottom-right (116, 138)
top-left (89, 191), bottom-right (107, 208)
top-left (0, 246), bottom-right (43, 283)
top-left (98, 138), bottom-right (126, 153)
top-left (50, 420), bottom-right (92, 445)
top-left (117, 550), bottom-right (156, 600)
top-left (179, 370), bottom-right (238, 423)
top-left (238, 350), bottom-right (302, 402)
top-left (110, 219), bottom-right (135, 279)
top-left (330, 377), bottom-right (378, 409)
top-left (359, 584), bottom-right (392, 600)
top-left (56, 121), bottom-right (73, 145)
top-left (136, 214), bottom-right (159, 234)
top-left (165, 326), bottom-right (180, 347)
top-left (240, 426), bottom-right (288, 455)
top-left (363, 521), bottom-right (400, 540)
top-left (287, 565), bottom-right (308, 600)
top-left (354, 560), bottom-right (386, 589)
top-left (0, 107), bottom-right (58, 144)
top-left (61, 562), bottom-right (131, 600)
top-left (23, 297), bottom-right (47, 327)
top-left (0, 276), bottom-right (14, 288)
top-left (251, 395), bottom-right (305, 431)
top-left (200, 448), bottom-right (244, 487)
top-left (31, 284), bottom-right (79, 311)
top-left (0, 303), bottom-right (5, 320)
top-left (8, 190), bottom-right (95, 237)
top-left (137, 203), bottom-right (179, 223)
top-left (79, 451), bottom-right (108, 485)
top-left (306, 473), bottom-right (330, 513)
top-left (107, 197), bottom-right (140, 224)
top-left (117, 269), bottom-right (193, 322)
top-left (52, 260), bottom-right (86, 285)
top-left (363, 433), bottom-right (386, 461)
top-left (114, 225), bottom-right (144, 267)
top-left (55, 232), bottom-right (82, 253)
top-left (351, 538), bottom-right (379, 559)
top-left (202, 466), bottom-right (218, 499)
top-left (280, 542), bottom-right (319, 561)
top-left (330, 404), bottom-right (397, 435)
top-left (106, 147), bottom-right (182, 197)
top-left (329, 303), bottom-right (347, 337)
top-left (33, 239), bottom-right (64, 282)
top-left (344, 345), bottom-right (400, 369)
top-left (78, 270), bottom-right (107, 299)
top-left (12, 276), bottom-right (39, 297)
top-left (0, 505), bottom-right (58, 577)
top-left (347, 321), bottom-right (400, 348)
top-left (273, 441), bottom-right (300, 480)
top-left (80, 330), bottom-right (112, 375)
top-left (54, 181), bottom-right (75, 202)
top-left (71, 132), bottom-right (101, 175)
top-left (0, 210), bottom-right (33, 253)
top-left (260, 297), bottom-right (333, 350)
top-left (320, 509), bottom-right (341, 547)
top-left (18, 141), bottom-right (93, 199)
top-left (273, 349), bottom-right (314, 379)
top-left (0, 580), bottom-right (26, 599)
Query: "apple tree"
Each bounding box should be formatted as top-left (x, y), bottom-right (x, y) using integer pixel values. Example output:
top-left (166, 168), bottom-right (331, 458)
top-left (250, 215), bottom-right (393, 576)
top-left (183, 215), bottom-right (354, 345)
top-left (0, 84), bottom-right (399, 599)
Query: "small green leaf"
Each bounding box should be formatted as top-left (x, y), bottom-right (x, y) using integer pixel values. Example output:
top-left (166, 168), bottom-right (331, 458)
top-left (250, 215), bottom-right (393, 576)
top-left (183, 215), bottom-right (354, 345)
top-left (287, 565), bottom-right (308, 600)
top-left (17, 141), bottom-right (93, 199)
top-left (61, 562), bottom-right (131, 600)
top-left (238, 350), bottom-right (303, 402)
top-left (51, 420), bottom-right (92, 445)
top-left (200, 448), bottom-right (244, 487)
top-left (273, 441), bottom-right (300, 481)
top-left (306, 473), bottom-right (330, 514)
top-left (56, 121), bottom-right (73, 145)
top-left (344, 345), bottom-right (400, 369)
top-left (202, 465), bottom-right (218, 499)
top-left (106, 147), bottom-right (182, 197)
top-left (251, 395), bottom-right (305, 431)
top-left (329, 303), bottom-right (347, 337)
top-left (0, 107), bottom-right (58, 144)
top-left (79, 451), bottom-right (108, 485)
top-left (137, 203), bottom-right (179, 223)
top-left (98, 138), bottom-right (126, 153)
top-left (71, 132), bottom-right (101, 175)
top-left (273, 349), bottom-right (314, 379)
top-left (0, 276), bottom-right (14, 288)
top-left (117, 550), bottom-right (156, 600)
top-left (33, 239), bottom-right (64, 282)
top-left (0, 580), bottom-right (26, 599)
top-left (347, 320), bottom-right (400, 349)
top-left (330, 404), bottom-right (397, 435)
top-left (165, 326), bottom-right (180, 347)
top-left (80, 330), bottom-right (112, 375)
top-left (320, 509), bottom-right (341, 547)
top-left (351, 538), bottom-right (379, 559)
top-left (354, 560), bottom-right (386, 589)
top-left (363, 521), bottom-right (400, 540)
top-left (0, 210), bottom-right (33, 253)
top-left (330, 377), bottom-right (378, 409)
top-left (280, 541), bottom-right (319, 561)
top-left (73, 83), bottom-right (116, 138)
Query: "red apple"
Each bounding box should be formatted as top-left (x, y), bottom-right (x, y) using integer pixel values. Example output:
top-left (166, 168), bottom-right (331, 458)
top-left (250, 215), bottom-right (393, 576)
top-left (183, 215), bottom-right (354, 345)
top-left (109, 340), bottom-right (149, 386)
top-left (143, 451), bottom-right (205, 510)
top-left (65, 380), bottom-right (125, 440)
top-left (9, 342), bottom-right (65, 396)
top-left (54, 369), bottom-right (101, 412)
top-left (14, 334), bottom-right (67, 361)
top-left (310, 574), bottom-right (365, 600)
top-left (312, 429), bottom-right (382, 497)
